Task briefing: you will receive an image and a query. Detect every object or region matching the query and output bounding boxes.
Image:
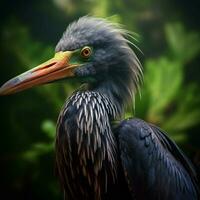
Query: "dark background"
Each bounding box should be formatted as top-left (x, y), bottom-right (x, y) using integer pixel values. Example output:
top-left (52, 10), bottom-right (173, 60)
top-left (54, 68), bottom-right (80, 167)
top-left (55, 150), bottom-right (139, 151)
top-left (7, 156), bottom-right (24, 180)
top-left (0, 0), bottom-right (200, 199)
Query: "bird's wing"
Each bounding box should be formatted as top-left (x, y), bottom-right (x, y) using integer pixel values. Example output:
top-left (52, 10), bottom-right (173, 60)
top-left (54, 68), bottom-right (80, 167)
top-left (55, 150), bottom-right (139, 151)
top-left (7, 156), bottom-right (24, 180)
top-left (116, 118), bottom-right (199, 200)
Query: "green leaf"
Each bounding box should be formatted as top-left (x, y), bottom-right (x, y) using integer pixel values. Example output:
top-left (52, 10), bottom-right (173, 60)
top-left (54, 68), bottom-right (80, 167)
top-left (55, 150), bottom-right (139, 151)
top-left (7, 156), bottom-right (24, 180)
top-left (41, 120), bottom-right (56, 139)
top-left (165, 23), bottom-right (200, 63)
top-left (145, 57), bottom-right (183, 122)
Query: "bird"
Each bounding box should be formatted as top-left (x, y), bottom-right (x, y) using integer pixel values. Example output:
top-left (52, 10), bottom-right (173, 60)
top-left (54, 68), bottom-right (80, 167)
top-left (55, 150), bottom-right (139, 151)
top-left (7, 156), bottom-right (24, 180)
top-left (0, 16), bottom-right (199, 200)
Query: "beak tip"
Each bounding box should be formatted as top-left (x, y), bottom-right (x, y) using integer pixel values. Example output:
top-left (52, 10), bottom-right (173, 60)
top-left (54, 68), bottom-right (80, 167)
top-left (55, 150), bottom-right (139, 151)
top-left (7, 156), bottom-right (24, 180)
top-left (0, 82), bottom-right (11, 96)
top-left (0, 78), bottom-right (20, 96)
top-left (0, 86), bottom-right (7, 96)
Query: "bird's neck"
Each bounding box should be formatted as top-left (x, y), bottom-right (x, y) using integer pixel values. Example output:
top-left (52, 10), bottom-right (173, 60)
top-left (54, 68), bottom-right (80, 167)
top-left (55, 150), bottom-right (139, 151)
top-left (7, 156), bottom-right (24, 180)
top-left (86, 78), bottom-right (133, 117)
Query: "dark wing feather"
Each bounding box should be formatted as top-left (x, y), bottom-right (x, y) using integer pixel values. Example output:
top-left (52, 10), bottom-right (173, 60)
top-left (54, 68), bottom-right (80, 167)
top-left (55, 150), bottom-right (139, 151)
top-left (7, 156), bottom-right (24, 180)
top-left (116, 118), bottom-right (199, 200)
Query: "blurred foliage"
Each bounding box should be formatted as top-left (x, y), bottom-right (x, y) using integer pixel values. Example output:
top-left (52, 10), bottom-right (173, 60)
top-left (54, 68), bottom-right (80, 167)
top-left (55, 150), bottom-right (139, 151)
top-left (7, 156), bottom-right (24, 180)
top-left (0, 0), bottom-right (200, 199)
top-left (22, 120), bottom-right (55, 163)
top-left (134, 22), bottom-right (200, 142)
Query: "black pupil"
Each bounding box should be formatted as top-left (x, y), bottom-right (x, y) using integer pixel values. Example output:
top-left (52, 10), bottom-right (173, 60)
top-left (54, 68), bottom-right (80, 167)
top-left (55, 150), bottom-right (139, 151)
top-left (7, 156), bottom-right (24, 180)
top-left (84, 49), bottom-right (89, 55)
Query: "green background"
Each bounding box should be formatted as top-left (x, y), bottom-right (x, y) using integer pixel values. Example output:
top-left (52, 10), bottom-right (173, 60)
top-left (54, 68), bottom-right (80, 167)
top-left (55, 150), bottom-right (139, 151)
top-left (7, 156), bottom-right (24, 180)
top-left (0, 0), bottom-right (200, 199)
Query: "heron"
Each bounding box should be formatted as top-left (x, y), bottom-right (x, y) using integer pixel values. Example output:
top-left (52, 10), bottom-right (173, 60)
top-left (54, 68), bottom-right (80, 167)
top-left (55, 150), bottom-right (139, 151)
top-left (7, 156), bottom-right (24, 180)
top-left (0, 16), bottom-right (199, 200)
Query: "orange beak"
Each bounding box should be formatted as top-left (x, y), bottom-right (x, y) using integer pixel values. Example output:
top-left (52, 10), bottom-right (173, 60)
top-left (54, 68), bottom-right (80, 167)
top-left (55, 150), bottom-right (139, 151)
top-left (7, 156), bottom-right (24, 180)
top-left (0, 51), bottom-right (76, 95)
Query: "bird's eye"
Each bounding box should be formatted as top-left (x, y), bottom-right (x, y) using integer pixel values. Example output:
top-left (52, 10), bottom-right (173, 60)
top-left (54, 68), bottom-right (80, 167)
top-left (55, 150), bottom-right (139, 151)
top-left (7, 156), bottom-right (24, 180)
top-left (81, 46), bottom-right (92, 58)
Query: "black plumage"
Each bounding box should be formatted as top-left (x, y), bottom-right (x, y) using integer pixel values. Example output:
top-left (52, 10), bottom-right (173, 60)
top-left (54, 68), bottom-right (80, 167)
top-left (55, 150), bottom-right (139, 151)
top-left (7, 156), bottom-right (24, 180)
top-left (56, 91), bottom-right (119, 199)
top-left (0, 16), bottom-right (199, 200)
top-left (117, 119), bottom-right (198, 199)
top-left (55, 90), bottom-right (198, 200)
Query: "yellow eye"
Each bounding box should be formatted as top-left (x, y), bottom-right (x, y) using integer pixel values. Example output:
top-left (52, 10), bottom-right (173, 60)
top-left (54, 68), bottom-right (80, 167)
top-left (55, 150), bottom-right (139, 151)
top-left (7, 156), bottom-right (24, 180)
top-left (81, 46), bottom-right (92, 58)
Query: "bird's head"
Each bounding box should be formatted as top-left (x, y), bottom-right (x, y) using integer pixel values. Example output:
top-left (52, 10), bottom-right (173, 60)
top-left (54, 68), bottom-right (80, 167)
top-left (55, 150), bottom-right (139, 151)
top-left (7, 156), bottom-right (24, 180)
top-left (0, 16), bottom-right (142, 107)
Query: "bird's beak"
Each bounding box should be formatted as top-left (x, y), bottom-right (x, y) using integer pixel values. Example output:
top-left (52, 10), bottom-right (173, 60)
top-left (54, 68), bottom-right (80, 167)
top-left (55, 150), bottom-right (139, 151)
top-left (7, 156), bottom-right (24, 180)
top-left (0, 51), bottom-right (76, 95)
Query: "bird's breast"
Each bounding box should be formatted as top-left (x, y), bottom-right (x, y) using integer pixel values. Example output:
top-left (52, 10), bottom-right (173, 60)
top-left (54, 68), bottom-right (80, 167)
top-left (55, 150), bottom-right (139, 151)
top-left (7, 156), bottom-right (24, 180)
top-left (55, 91), bottom-right (119, 199)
